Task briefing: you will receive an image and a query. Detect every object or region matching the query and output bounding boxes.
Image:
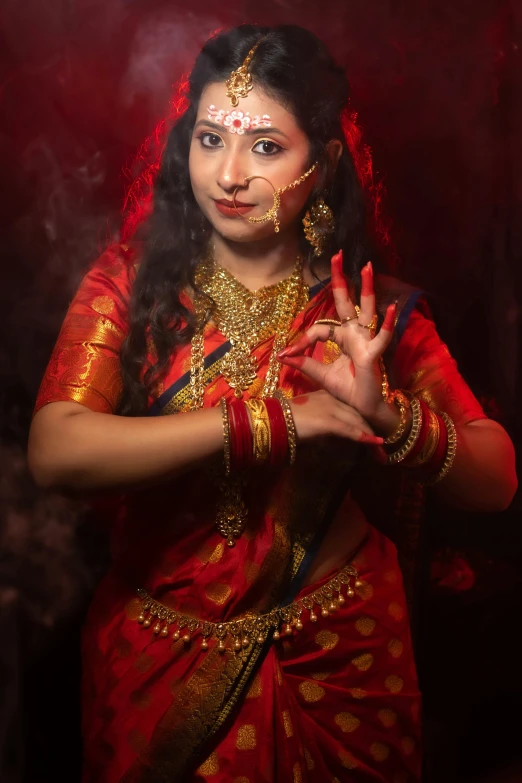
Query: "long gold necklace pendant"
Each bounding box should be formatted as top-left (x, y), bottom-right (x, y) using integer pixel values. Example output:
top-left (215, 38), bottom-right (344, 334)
top-left (220, 340), bottom-right (258, 397)
top-left (215, 475), bottom-right (249, 546)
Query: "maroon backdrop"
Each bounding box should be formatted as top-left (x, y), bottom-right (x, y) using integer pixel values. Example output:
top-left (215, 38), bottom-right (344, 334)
top-left (1, 2), bottom-right (521, 781)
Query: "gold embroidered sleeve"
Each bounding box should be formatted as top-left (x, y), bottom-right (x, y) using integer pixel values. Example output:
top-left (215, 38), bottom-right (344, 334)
top-left (34, 246), bottom-right (134, 415)
top-left (35, 313), bottom-right (124, 414)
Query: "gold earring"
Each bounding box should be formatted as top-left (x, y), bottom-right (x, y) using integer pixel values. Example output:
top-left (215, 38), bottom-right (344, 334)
top-left (302, 198), bottom-right (335, 256)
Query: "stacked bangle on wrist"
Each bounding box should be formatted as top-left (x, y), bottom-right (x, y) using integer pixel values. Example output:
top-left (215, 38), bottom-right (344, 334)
top-left (228, 398), bottom-right (254, 471)
top-left (381, 389), bottom-right (457, 483)
top-left (245, 398), bottom-right (271, 464)
top-left (221, 393), bottom-right (297, 473)
top-left (264, 397), bottom-right (290, 467)
top-left (275, 391), bottom-right (298, 465)
top-left (383, 390), bottom-right (410, 445)
top-left (422, 411), bottom-right (457, 484)
top-left (385, 394), bottom-right (423, 465)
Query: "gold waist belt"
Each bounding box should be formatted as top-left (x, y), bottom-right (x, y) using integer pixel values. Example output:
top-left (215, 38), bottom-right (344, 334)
top-left (136, 562), bottom-right (361, 654)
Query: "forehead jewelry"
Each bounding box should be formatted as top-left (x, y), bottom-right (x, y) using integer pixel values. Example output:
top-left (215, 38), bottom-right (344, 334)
top-left (207, 105), bottom-right (272, 135)
top-left (232, 163), bottom-right (318, 233)
top-left (226, 37), bottom-right (265, 107)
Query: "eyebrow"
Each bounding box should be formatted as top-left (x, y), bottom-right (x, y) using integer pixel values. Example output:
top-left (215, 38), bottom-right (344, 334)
top-left (194, 119), bottom-right (290, 141)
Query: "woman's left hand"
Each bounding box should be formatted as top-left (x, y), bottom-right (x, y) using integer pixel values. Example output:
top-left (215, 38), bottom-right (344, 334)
top-left (277, 250), bottom-right (396, 425)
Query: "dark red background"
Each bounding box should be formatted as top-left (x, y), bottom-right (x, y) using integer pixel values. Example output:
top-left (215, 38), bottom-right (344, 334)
top-left (1, 1), bottom-right (521, 781)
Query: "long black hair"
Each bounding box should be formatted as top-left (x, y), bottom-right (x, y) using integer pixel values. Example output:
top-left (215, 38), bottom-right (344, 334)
top-left (119, 24), bottom-right (383, 416)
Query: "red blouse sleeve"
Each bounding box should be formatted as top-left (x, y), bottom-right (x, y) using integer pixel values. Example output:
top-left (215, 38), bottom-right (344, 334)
top-left (34, 244), bottom-right (137, 416)
top-left (391, 307), bottom-right (487, 426)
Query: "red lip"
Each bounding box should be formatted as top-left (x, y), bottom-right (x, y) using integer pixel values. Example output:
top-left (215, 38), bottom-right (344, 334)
top-left (214, 198), bottom-right (255, 207)
top-left (214, 200), bottom-right (255, 218)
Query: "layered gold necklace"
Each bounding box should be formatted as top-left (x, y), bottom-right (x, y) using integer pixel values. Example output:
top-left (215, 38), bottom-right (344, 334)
top-left (189, 255), bottom-right (309, 546)
top-left (191, 255), bottom-right (308, 406)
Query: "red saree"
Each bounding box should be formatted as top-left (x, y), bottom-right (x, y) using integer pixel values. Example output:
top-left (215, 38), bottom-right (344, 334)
top-left (35, 244), bottom-right (487, 783)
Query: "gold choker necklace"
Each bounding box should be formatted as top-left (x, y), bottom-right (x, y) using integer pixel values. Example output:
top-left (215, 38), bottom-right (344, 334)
top-left (192, 256), bottom-right (308, 404)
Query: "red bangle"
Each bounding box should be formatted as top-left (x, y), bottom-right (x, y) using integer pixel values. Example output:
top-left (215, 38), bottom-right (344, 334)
top-left (264, 397), bottom-right (289, 468)
top-left (402, 398), bottom-right (430, 464)
top-left (228, 399), bottom-right (253, 470)
top-left (418, 411), bottom-right (448, 480)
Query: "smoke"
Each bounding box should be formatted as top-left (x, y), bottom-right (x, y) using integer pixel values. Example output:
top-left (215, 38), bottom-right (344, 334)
top-left (0, 1), bottom-right (521, 780)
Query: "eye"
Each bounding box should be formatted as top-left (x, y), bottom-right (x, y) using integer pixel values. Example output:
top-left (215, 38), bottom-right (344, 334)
top-left (198, 132), bottom-right (223, 149)
top-left (252, 139), bottom-right (284, 156)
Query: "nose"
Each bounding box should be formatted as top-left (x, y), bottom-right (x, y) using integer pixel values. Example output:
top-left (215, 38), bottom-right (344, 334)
top-left (216, 146), bottom-right (248, 195)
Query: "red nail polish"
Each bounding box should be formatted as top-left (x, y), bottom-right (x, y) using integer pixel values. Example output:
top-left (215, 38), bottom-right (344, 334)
top-left (359, 433), bottom-right (384, 445)
top-left (361, 264), bottom-right (374, 297)
top-left (278, 355), bottom-right (305, 369)
top-left (381, 302), bottom-right (397, 331)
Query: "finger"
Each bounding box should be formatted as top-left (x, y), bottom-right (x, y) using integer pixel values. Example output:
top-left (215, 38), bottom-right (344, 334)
top-left (366, 303), bottom-right (397, 358)
top-left (358, 261), bottom-right (376, 325)
top-left (332, 413), bottom-right (384, 445)
top-left (277, 353), bottom-right (329, 387)
top-left (278, 324), bottom-right (339, 358)
top-left (332, 404), bottom-right (384, 445)
top-left (331, 249), bottom-right (357, 320)
top-left (359, 432), bottom-right (385, 445)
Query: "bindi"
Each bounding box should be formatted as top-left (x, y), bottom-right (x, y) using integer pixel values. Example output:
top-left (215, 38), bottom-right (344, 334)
top-left (207, 105), bottom-right (272, 135)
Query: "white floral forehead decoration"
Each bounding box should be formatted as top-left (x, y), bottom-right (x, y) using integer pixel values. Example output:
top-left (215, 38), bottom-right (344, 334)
top-left (206, 105), bottom-right (272, 135)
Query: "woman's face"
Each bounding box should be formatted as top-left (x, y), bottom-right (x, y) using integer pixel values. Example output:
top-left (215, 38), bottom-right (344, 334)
top-left (189, 82), bottom-right (317, 243)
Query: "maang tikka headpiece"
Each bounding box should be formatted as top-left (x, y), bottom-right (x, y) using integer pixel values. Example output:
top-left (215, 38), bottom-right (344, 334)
top-left (225, 37), bottom-right (265, 107)
top-left (225, 35), bottom-right (319, 233)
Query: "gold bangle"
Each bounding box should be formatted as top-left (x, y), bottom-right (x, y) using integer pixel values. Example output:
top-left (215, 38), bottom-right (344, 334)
top-left (275, 391), bottom-right (297, 465)
top-left (219, 397), bottom-right (231, 477)
top-left (424, 412), bottom-right (457, 484)
top-left (245, 398), bottom-right (271, 464)
top-left (385, 394), bottom-right (423, 465)
top-left (383, 390), bottom-right (410, 445)
top-left (408, 408), bottom-right (440, 467)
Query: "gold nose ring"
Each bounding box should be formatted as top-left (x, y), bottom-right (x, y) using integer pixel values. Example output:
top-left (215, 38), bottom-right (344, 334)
top-left (232, 175), bottom-right (281, 231)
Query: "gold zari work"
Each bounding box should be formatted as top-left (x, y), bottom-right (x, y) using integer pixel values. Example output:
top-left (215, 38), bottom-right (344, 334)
top-left (298, 681), bottom-right (325, 702)
top-left (193, 256), bottom-right (308, 400)
top-left (378, 708), bottom-right (397, 727)
top-left (37, 313), bottom-right (123, 414)
top-left (355, 616), bottom-right (376, 636)
top-left (282, 710), bottom-right (293, 737)
top-left (385, 674), bottom-right (404, 693)
top-left (351, 653), bottom-right (373, 671)
top-left (370, 742), bottom-right (390, 762)
top-left (236, 724), bottom-right (256, 750)
top-left (388, 638), bottom-right (404, 658)
top-left (197, 752), bottom-right (219, 775)
top-left (334, 712), bottom-right (361, 733)
top-left (135, 562), bottom-right (360, 653)
top-left (304, 748), bottom-right (315, 770)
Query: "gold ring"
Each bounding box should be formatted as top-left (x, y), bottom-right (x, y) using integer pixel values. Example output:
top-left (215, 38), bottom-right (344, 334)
top-left (341, 314), bottom-right (359, 324)
top-left (358, 314), bottom-right (378, 337)
top-left (313, 318), bottom-right (340, 343)
top-left (313, 319), bottom-right (342, 327)
top-left (358, 315), bottom-right (378, 329)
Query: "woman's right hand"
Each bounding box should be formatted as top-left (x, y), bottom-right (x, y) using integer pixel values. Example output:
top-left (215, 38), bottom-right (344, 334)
top-left (288, 390), bottom-right (384, 445)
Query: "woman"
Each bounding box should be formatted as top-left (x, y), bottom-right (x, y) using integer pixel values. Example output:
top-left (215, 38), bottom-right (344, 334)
top-left (28, 24), bottom-right (516, 783)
